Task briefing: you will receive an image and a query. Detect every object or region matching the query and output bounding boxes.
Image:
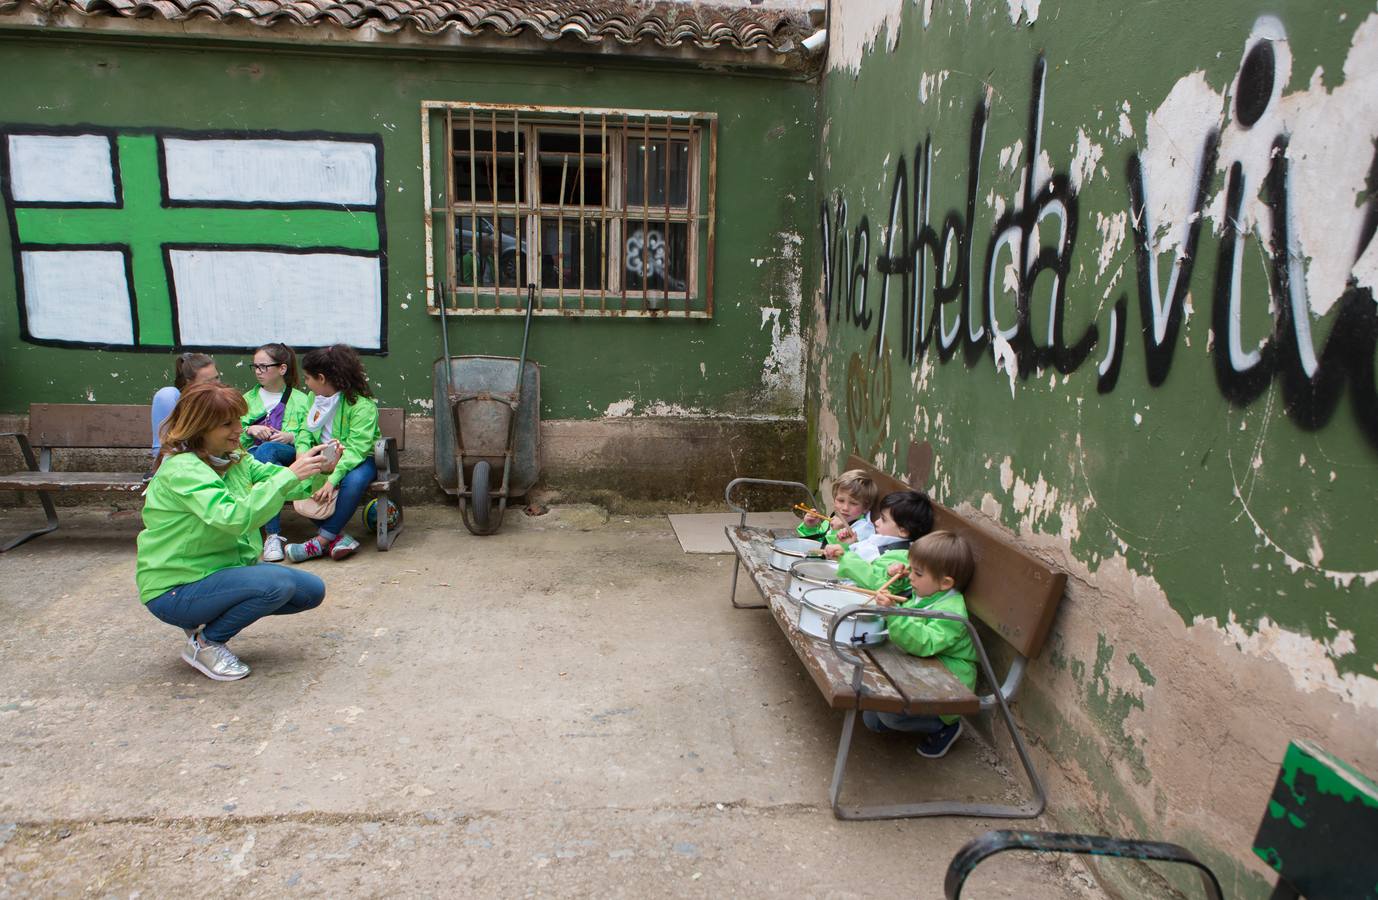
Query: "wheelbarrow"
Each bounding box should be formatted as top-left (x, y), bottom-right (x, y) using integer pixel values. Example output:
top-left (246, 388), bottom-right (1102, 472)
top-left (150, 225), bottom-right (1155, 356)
top-left (433, 282), bottom-right (541, 535)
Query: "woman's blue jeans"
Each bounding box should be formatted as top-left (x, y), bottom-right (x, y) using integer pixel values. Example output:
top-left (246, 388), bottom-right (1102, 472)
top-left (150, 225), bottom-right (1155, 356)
top-left (145, 563), bottom-right (325, 644)
top-left (249, 441), bottom-right (296, 534)
top-left (313, 458), bottom-right (376, 537)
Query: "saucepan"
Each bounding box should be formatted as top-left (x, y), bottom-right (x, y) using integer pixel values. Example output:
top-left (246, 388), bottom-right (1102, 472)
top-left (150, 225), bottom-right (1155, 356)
top-left (798, 587), bottom-right (888, 646)
top-left (768, 537), bottom-right (825, 572)
top-left (787, 559), bottom-right (841, 603)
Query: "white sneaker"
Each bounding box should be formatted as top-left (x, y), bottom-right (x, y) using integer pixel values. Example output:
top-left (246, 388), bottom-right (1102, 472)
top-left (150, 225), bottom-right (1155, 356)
top-left (182, 637), bottom-right (250, 681)
top-left (262, 533), bottom-right (285, 562)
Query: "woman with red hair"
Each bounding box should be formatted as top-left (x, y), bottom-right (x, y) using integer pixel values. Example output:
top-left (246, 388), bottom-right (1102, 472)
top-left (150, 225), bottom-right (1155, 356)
top-left (137, 382), bottom-right (330, 681)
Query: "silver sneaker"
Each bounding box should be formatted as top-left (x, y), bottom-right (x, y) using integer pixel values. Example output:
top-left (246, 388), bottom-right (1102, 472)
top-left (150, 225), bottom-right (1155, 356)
top-left (262, 533), bottom-right (286, 563)
top-left (182, 637), bottom-right (250, 681)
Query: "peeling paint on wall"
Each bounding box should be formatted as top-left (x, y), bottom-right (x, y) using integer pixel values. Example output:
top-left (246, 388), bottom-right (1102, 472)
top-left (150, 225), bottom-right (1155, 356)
top-left (825, 0), bottom-right (905, 75)
top-left (815, 2), bottom-right (1378, 894)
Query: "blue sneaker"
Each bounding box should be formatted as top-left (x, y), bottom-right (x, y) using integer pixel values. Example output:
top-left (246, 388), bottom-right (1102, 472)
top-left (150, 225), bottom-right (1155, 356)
top-left (916, 719), bottom-right (962, 758)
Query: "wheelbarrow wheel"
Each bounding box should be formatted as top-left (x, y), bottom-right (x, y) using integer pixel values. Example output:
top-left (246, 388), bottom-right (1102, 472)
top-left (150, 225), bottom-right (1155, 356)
top-left (471, 460), bottom-right (491, 532)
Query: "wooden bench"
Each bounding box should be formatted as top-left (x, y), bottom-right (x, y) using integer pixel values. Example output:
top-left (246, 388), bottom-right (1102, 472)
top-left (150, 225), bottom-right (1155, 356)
top-left (724, 443), bottom-right (1067, 821)
top-left (0, 403), bottom-right (405, 552)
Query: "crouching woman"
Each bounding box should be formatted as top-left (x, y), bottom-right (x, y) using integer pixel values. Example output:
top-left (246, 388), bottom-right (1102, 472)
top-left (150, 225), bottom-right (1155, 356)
top-left (137, 382), bottom-right (330, 681)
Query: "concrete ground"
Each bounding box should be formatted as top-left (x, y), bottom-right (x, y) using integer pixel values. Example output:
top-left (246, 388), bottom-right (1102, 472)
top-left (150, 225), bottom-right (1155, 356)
top-left (0, 504), bottom-right (1104, 898)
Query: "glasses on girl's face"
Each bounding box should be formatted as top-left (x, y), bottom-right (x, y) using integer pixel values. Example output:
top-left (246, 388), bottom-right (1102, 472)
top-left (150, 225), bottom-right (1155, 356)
top-left (251, 363), bottom-right (282, 372)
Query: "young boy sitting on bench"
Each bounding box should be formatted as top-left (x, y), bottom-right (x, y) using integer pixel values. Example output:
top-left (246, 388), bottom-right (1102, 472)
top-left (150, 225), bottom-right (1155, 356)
top-left (797, 469), bottom-right (878, 545)
top-left (869, 530), bottom-right (978, 758)
top-left (822, 490), bottom-right (934, 599)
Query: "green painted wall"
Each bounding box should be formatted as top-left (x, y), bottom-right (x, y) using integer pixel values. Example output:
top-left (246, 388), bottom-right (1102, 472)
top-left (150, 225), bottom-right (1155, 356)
top-left (0, 32), bottom-right (815, 420)
top-left (813, 2), bottom-right (1377, 895)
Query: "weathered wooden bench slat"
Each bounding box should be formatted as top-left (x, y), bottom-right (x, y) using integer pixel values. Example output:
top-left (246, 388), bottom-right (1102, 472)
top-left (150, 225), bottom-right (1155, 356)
top-left (865, 643), bottom-right (980, 716)
top-left (0, 472), bottom-right (146, 492)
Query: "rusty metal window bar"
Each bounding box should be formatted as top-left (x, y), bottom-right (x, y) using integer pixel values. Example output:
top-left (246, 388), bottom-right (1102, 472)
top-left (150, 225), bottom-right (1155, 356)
top-left (422, 101), bottom-right (717, 318)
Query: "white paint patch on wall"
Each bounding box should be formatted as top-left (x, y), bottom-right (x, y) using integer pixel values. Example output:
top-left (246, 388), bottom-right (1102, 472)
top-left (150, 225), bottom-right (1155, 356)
top-left (759, 230), bottom-right (805, 404)
top-left (7, 133), bottom-right (115, 203)
top-left (1199, 612), bottom-right (1378, 713)
top-left (169, 249), bottom-right (381, 348)
top-left (1094, 210), bottom-right (1128, 278)
top-left (162, 138), bottom-right (378, 206)
top-left (1005, 0), bottom-right (1040, 26)
top-left (1068, 128), bottom-right (1104, 192)
top-left (21, 250), bottom-right (134, 344)
top-left (603, 399), bottom-right (635, 417)
top-left (1139, 73), bottom-right (1225, 256)
top-left (1144, 13), bottom-right (1378, 318)
top-left (827, 0), bottom-right (905, 74)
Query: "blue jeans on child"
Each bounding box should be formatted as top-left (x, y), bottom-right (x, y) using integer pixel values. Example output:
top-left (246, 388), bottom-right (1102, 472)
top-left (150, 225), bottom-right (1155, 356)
top-left (249, 441), bottom-right (296, 534)
top-left (312, 458), bottom-right (376, 537)
top-left (862, 711), bottom-right (948, 734)
top-left (145, 563), bottom-right (325, 644)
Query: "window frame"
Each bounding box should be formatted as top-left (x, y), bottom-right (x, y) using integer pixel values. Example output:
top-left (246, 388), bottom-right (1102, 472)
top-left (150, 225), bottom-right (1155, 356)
top-left (421, 101), bottom-right (718, 318)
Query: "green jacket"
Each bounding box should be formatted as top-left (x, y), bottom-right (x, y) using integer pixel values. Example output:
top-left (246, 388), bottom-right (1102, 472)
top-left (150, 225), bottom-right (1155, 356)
top-left (135, 452), bottom-right (314, 602)
top-left (887, 588), bottom-right (977, 722)
top-left (836, 546), bottom-right (914, 597)
top-left (239, 385), bottom-right (311, 450)
top-left (294, 393), bottom-right (381, 487)
top-left (796, 512), bottom-right (873, 546)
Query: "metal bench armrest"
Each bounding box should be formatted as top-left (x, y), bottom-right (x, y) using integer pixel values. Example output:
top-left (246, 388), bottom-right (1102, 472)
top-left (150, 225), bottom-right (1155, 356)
top-left (945, 830), bottom-right (1223, 900)
top-left (724, 477), bottom-right (820, 527)
top-left (373, 436), bottom-right (399, 478)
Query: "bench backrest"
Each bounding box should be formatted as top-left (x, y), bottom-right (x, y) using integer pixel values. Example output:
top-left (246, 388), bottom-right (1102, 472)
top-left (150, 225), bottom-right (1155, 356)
top-left (844, 452), bottom-right (1066, 659)
top-left (29, 403), bottom-right (406, 451)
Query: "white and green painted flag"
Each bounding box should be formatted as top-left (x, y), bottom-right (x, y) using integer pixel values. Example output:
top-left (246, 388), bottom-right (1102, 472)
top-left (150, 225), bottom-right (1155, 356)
top-left (2, 128), bottom-right (386, 351)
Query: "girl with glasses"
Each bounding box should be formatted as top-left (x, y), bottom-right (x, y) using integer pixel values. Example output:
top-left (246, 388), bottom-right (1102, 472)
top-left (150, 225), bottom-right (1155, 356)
top-left (239, 343), bottom-right (311, 562)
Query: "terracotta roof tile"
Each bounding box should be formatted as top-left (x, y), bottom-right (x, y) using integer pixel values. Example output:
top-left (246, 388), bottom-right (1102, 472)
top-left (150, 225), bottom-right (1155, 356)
top-left (6, 0), bottom-right (815, 54)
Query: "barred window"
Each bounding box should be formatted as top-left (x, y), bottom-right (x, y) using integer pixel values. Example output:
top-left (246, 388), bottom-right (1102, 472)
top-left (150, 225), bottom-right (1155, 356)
top-left (422, 102), bottom-right (717, 317)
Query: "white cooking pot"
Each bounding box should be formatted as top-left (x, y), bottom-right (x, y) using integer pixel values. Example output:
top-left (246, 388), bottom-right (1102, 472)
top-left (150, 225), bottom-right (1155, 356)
top-left (799, 587), bottom-right (888, 646)
top-left (787, 559), bottom-right (841, 603)
top-left (768, 537), bottom-right (824, 572)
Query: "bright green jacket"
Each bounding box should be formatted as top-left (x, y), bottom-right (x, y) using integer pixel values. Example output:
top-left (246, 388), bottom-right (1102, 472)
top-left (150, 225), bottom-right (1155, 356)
top-left (135, 452), bottom-right (314, 602)
top-left (239, 385), bottom-right (311, 450)
top-left (797, 512), bottom-right (873, 546)
top-left (836, 547), bottom-right (914, 598)
top-left (887, 588), bottom-right (977, 722)
top-left (294, 393), bottom-right (381, 488)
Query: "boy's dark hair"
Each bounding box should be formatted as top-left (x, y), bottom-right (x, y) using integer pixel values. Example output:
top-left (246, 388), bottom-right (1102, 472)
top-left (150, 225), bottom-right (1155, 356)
top-left (878, 489), bottom-right (934, 540)
top-left (172, 352), bottom-right (215, 390)
top-left (909, 530), bottom-right (976, 591)
top-left (301, 344), bottom-right (373, 404)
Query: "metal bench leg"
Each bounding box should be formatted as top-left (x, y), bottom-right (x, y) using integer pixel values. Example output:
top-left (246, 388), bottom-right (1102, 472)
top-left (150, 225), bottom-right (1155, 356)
top-left (728, 555), bottom-right (766, 610)
top-left (1, 432), bottom-right (60, 552)
top-left (2, 491), bottom-right (59, 551)
top-left (828, 608), bottom-right (1048, 821)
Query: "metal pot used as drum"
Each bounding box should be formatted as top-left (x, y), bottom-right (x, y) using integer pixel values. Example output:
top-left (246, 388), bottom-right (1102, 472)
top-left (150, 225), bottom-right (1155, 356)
top-left (768, 537), bottom-right (824, 572)
top-left (787, 559), bottom-right (841, 603)
top-left (799, 587), bottom-right (888, 646)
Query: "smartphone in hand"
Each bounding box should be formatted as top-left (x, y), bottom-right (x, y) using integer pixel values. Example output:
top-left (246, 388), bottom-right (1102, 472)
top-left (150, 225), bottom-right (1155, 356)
top-left (320, 442), bottom-right (341, 466)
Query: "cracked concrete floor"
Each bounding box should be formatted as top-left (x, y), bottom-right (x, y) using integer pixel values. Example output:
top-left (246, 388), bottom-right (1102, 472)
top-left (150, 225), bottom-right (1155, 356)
top-left (0, 505), bottom-right (1104, 898)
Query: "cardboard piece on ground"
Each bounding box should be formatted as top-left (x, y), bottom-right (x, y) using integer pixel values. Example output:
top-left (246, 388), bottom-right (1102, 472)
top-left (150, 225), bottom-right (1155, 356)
top-left (668, 512), bottom-right (799, 554)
